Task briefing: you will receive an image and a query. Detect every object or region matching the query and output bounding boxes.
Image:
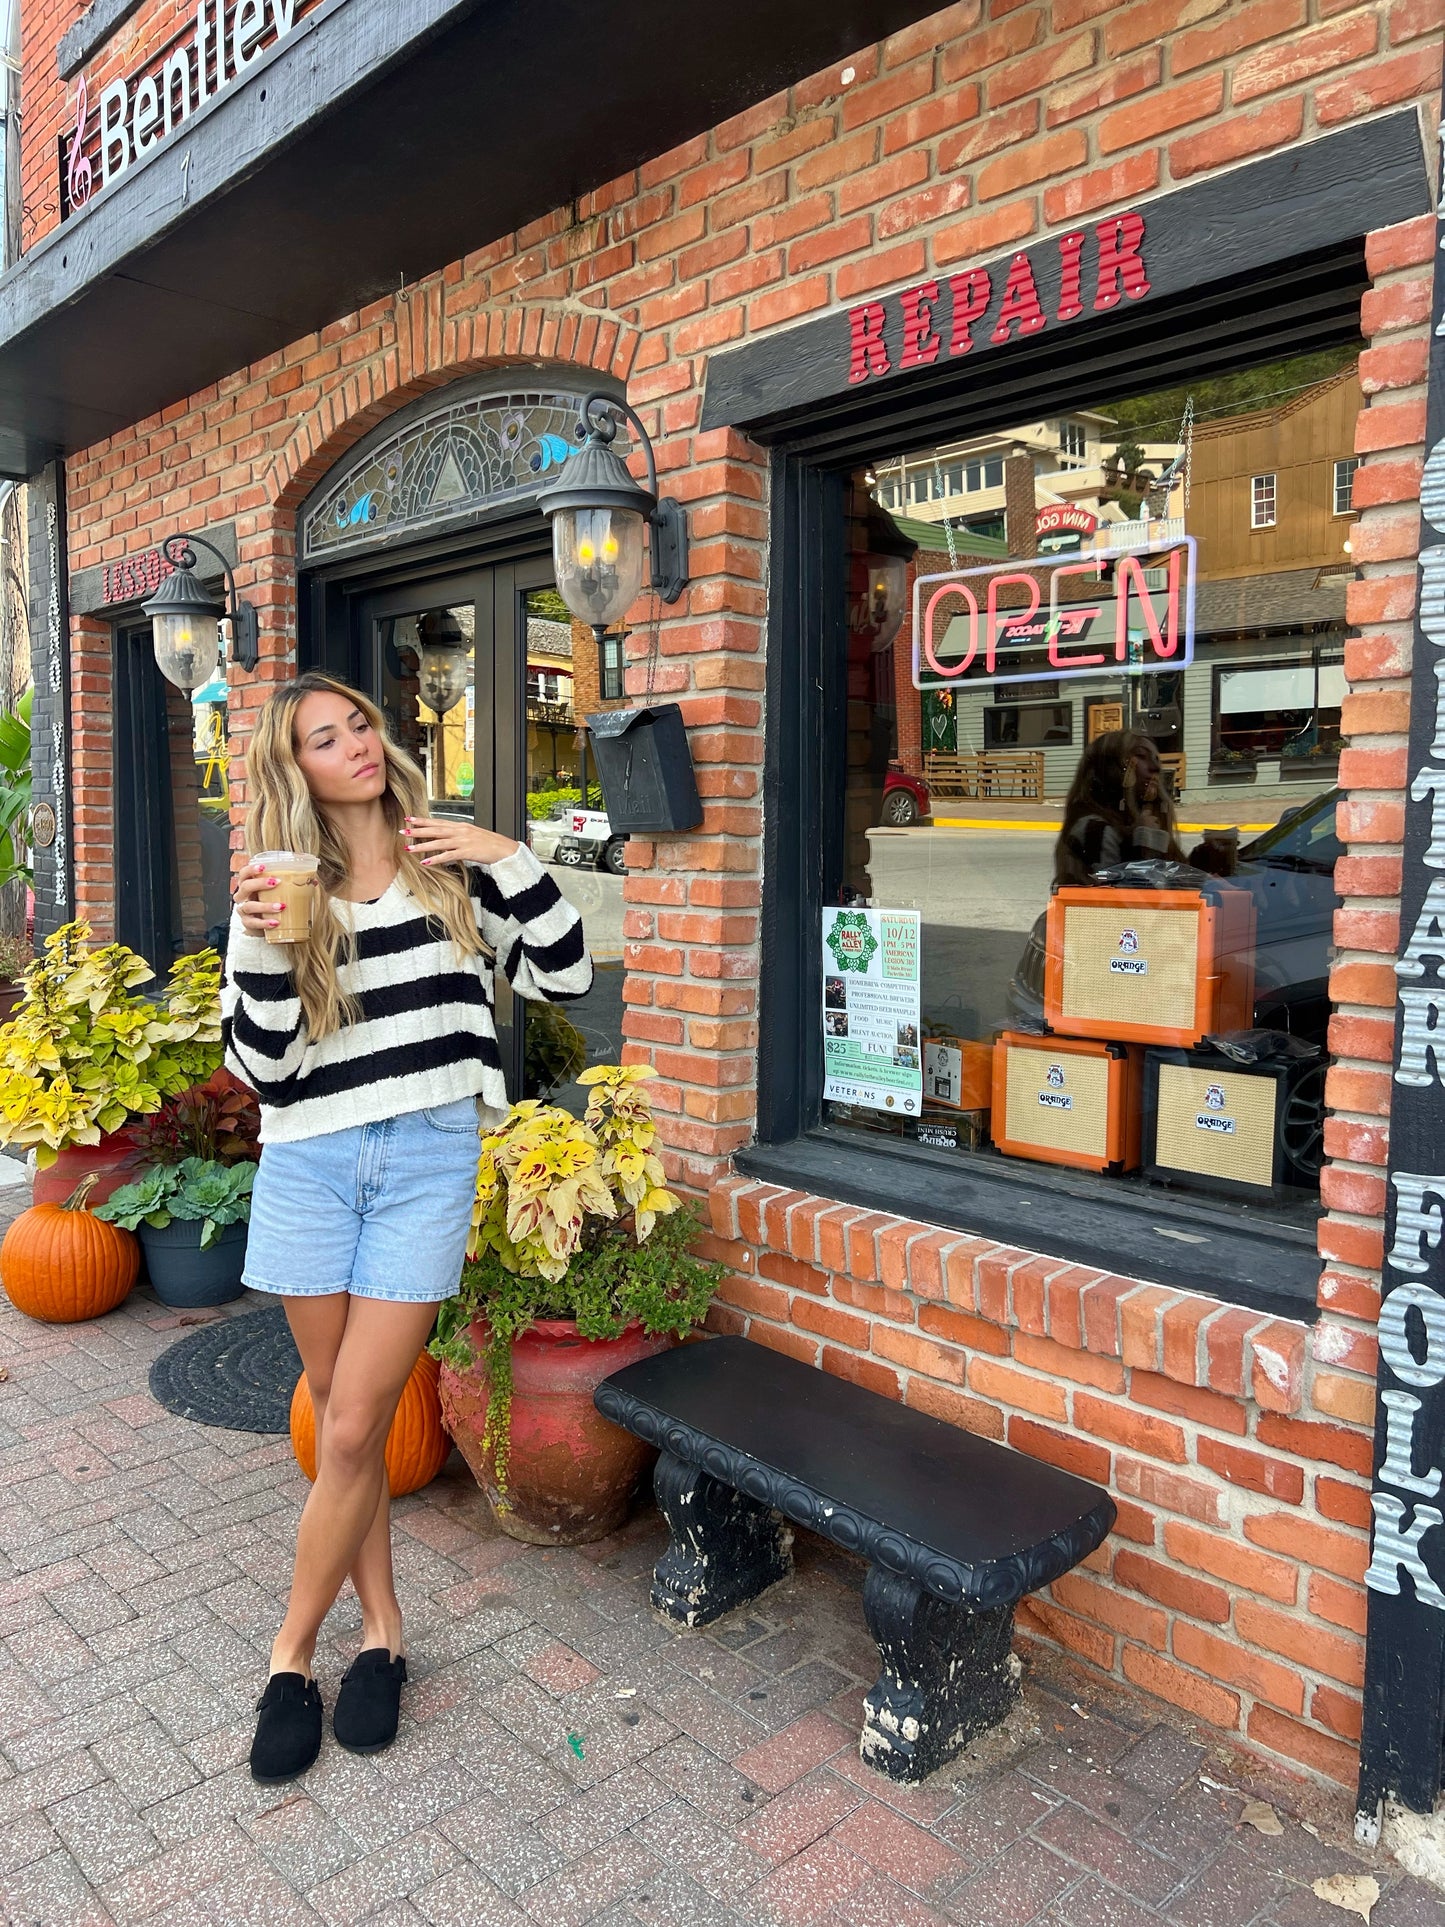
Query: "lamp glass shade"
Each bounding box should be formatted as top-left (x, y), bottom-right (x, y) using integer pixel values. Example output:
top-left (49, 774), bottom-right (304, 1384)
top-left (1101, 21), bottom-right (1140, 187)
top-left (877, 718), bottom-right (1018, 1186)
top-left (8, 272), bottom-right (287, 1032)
top-left (851, 553), bottom-right (909, 654)
top-left (418, 643), bottom-right (471, 715)
top-left (152, 609), bottom-right (221, 691)
top-left (551, 504), bottom-right (647, 629)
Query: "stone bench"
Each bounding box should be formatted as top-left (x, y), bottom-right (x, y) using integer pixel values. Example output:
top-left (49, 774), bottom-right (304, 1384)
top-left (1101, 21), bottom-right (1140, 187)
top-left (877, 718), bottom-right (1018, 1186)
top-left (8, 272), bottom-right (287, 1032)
top-left (595, 1335), bottom-right (1116, 1782)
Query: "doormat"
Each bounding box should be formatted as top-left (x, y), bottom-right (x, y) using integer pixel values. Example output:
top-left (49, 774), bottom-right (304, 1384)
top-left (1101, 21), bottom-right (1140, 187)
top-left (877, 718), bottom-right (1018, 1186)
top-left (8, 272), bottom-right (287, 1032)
top-left (148, 1304), bottom-right (301, 1434)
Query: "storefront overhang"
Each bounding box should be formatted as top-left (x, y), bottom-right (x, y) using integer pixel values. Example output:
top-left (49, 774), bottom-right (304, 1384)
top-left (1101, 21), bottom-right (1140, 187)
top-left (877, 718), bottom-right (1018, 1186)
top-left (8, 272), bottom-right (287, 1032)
top-left (0, 0), bottom-right (926, 477)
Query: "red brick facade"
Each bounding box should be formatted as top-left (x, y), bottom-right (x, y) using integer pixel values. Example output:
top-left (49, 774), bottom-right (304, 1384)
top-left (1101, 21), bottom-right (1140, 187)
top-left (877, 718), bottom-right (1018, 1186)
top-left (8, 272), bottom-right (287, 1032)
top-left (31, 1), bottom-right (1445, 1789)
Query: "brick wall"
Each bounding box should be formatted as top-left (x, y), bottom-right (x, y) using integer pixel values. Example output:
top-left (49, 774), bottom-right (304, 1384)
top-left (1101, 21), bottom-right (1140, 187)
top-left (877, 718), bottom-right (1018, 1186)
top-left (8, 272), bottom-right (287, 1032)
top-left (39, 1), bottom-right (1445, 1785)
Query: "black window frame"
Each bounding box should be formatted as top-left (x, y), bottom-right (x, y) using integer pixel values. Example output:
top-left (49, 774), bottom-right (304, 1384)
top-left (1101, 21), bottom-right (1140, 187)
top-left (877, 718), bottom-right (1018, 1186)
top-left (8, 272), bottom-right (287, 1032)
top-left (746, 238), bottom-right (1382, 1321)
top-left (599, 633), bottom-right (626, 701)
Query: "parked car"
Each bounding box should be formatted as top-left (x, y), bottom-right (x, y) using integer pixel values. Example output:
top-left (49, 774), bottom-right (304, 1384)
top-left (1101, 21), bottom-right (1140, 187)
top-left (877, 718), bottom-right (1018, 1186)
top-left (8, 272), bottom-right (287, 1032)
top-left (528, 803), bottom-right (628, 876)
top-left (881, 766), bottom-right (931, 826)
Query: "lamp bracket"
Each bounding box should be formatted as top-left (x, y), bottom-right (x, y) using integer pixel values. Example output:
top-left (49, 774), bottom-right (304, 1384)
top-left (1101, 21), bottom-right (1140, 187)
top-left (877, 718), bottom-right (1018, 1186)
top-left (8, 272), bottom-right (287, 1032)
top-left (231, 600), bottom-right (260, 672)
top-left (160, 531), bottom-right (258, 671)
top-left (650, 497), bottom-right (689, 605)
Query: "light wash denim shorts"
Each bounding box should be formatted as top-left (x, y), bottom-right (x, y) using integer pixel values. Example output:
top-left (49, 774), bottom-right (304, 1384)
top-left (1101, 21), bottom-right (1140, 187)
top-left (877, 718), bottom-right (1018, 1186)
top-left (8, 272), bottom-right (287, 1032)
top-left (242, 1098), bottom-right (481, 1304)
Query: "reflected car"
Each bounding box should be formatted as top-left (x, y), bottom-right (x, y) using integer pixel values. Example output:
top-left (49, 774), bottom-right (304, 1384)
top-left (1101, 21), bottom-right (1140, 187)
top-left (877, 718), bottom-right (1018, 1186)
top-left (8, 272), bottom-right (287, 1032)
top-left (529, 804), bottom-right (628, 877)
top-left (881, 766), bottom-right (932, 827)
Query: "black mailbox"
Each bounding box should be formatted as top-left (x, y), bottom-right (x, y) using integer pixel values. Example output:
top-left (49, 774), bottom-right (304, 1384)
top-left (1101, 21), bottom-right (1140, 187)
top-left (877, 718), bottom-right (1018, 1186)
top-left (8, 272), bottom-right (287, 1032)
top-left (585, 704), bottom-right (703, 835)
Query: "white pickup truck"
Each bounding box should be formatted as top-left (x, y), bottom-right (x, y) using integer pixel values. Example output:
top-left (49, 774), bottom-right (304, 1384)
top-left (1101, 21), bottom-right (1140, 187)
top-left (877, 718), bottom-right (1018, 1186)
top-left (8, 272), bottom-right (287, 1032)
top-left (527, 804), bottom-right (628, 876)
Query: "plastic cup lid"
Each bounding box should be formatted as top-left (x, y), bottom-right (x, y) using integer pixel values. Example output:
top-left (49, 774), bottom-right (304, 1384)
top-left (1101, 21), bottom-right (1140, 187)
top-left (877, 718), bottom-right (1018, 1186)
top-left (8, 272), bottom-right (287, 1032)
top-left (253, 851), bottom-right (320, 870)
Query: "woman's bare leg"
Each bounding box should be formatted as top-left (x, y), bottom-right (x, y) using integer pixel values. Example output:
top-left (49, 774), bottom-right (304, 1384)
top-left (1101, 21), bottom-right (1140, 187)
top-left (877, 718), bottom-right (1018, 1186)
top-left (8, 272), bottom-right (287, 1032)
top-left (281, 1296), bottom-right (402, 1666)
top-left (271, 1297), bottom-right (438, 1677)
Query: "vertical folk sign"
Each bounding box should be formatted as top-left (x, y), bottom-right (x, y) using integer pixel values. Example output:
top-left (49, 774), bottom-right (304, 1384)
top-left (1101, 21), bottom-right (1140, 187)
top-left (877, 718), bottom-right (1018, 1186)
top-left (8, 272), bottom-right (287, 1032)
top-left (1357, 134), bottom-right (1445, 1831)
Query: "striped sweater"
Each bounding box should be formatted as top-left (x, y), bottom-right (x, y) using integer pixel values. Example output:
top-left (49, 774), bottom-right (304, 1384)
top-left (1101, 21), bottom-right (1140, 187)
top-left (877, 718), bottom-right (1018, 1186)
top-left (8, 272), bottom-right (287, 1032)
top-left (221, 843), bottom-right (591, 1143)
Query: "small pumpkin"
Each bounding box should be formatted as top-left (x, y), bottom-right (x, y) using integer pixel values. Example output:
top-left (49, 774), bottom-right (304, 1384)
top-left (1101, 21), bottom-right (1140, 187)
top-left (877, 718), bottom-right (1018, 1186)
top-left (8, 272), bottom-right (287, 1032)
top-left (1, 1177), bottom-right (140, 1323)
top-left (290, 1348), bottom-right (450, 1496)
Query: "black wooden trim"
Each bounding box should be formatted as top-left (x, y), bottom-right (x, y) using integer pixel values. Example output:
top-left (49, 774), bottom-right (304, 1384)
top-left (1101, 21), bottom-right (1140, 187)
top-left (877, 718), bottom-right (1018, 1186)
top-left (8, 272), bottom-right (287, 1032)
top-left (739, 1133), bottom-right (1322, 1319)
top-left (701, 110), bottom-right (1429, 437)
top-left (26, 464), bottom-right (73, 941)
top-left (57, 0), bottom-right (148, 79)
top-left (112, 622), bottom-right (176, 973)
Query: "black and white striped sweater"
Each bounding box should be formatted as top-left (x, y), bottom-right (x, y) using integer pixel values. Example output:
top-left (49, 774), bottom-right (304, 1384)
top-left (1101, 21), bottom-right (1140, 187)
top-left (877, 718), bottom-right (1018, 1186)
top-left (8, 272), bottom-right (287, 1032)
top-left (221, 843), bottom-right (591, 1143)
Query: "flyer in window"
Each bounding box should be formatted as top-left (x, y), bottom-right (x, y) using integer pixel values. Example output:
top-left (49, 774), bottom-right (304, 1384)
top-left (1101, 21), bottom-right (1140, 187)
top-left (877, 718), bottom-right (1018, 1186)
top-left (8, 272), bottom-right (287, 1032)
top-left (822, 908), bottom-right (923, 1115)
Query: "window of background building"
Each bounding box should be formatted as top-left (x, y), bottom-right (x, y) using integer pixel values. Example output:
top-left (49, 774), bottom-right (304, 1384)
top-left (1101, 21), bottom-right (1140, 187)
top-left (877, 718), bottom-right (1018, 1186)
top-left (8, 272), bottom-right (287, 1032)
top-left (1334, 457), bottom-right (1360, 517)
top-left (600, 634), bottom-right (625, 701)
top-left (1059, 422), bottom-right (1087, 466)
top-left (827, 345), bottom-right (1359, 1236)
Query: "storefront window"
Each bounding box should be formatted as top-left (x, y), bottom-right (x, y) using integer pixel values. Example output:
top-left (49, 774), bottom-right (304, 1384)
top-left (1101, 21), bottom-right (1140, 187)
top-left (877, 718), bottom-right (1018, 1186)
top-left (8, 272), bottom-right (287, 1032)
top-left (824, 349), bottom-right (1358, 1231)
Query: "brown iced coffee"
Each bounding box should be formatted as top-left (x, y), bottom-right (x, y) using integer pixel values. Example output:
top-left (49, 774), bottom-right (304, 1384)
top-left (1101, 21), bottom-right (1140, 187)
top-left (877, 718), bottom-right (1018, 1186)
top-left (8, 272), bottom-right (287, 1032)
top-left (255, 851), bottom-right (320, 944)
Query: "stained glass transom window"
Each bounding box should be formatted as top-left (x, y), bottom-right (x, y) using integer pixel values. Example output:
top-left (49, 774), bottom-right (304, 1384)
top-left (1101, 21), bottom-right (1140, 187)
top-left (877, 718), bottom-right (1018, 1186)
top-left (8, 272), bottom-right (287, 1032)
top-left (300, 390), bottom-right (622, 562)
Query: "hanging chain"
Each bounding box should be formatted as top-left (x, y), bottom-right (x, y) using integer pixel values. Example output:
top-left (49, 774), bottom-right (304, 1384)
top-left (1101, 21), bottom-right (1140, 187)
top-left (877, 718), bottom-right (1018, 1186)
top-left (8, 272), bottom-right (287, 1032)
top-left (928, 450), bottom-right (959, 569)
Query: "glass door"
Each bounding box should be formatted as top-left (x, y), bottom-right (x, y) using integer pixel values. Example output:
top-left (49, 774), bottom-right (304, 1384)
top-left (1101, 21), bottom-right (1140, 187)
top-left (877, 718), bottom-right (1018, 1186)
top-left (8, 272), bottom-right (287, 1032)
top-left (353, 559), bottom-right (622, 1107)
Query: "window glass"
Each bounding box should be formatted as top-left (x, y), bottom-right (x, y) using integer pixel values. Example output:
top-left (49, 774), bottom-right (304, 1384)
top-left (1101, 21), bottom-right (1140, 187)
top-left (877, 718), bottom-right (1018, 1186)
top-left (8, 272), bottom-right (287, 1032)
top-left (1251, 474), bottom-right (1277, 528)
top-left (1334, 457), bottom-right (1360, 517)
top-left (826, 347), bottom-right (1358, 1230)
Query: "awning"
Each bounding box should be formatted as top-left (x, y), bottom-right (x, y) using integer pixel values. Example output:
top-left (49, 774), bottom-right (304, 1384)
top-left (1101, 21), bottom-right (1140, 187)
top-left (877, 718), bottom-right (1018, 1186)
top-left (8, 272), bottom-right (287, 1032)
top-left (0, 0), bottom-right (925, 476)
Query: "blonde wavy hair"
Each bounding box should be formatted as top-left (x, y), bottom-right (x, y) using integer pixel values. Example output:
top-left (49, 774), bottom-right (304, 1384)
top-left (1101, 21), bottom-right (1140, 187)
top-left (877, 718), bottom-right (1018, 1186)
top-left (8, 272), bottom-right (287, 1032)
top-left (244, 672), bottom-right (486, 1039)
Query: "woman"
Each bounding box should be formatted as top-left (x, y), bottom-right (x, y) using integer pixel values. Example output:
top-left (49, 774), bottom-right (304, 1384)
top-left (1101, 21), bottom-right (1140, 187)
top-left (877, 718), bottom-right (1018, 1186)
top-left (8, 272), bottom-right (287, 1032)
top-left (222, 672), bottom-right (590, 1784)
top-left (1054, 729), bottom-right (1185, 887)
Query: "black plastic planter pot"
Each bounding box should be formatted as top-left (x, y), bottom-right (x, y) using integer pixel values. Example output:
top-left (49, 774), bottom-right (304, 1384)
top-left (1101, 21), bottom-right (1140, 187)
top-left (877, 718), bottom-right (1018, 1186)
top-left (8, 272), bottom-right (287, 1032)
top-left (138, 1219), bottom-right (248, 1308)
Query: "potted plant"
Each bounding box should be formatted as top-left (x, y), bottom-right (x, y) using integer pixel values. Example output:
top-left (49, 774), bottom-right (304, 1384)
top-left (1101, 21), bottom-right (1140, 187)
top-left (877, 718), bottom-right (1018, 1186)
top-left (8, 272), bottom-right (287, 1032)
top-left (0, 921), bottom-right (222, 1205)
top-left (432, 1064), bottom-right (723, 1546)
top-left (93, 1076), bottom-right (259, 1307)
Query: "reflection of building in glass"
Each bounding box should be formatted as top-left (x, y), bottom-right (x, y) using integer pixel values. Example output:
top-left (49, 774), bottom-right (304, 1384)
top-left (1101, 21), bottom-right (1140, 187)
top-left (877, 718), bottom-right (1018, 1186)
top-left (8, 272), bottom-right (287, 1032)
top-left (883, 363), bottom-right (1358, 803)
top-left (875, 411), bottom-right (1181, 550)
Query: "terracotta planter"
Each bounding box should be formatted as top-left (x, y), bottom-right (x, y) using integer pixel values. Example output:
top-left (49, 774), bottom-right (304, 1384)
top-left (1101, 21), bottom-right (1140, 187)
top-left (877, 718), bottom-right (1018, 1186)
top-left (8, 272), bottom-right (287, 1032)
top-left (439, 1318), bottom-right (672, 1546)
top-left (0, 981), bottom-right (22, 1023)
top-left (32, 1128), bottom-right (143, 1208)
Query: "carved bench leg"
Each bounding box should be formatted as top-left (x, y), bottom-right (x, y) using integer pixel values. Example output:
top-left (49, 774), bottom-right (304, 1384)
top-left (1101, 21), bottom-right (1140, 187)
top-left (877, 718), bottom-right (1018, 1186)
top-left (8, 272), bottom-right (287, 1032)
top-left (860, 1567), bottom-right (1019, 1783)
top-left (650, 1451), bottom-right (793, 1628)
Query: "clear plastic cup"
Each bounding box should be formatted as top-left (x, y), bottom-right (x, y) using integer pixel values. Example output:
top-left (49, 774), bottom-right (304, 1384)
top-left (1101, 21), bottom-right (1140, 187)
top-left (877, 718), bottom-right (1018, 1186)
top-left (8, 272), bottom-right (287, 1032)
top-left (254, 851), bottom-right (320, 944)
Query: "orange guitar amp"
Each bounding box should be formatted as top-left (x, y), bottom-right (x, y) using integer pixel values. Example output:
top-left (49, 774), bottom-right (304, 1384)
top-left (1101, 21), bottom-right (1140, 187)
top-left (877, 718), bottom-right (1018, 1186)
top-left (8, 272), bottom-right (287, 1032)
top-left (1043, 884), bottom-right (1256, 1048)
top-left (991, 1031), bottom-right (1143, 1176)
top-left (1142, 1048), bottom-right (1289, 1202)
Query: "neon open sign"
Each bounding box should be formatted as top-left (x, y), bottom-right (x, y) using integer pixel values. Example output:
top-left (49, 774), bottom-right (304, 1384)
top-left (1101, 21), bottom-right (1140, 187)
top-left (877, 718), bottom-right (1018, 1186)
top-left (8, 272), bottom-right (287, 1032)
top-left (911, 535), bottom-right (1197, 692)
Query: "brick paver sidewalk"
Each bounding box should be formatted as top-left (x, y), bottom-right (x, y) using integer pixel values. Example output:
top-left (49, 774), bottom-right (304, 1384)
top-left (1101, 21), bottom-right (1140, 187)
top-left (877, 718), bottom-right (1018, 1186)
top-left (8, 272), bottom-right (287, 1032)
top-left (0, 1182), bottom-right (1439, 1927)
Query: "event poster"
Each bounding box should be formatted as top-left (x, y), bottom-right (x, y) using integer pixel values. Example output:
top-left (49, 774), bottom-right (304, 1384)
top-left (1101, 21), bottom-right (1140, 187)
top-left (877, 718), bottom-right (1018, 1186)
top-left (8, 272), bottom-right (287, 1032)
top-left (822, 908), bottom-right (922, 1114)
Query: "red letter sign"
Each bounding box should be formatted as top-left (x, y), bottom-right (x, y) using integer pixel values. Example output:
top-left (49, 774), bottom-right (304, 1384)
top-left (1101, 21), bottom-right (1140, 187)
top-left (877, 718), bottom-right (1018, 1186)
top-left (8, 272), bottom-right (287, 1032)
top-left (899, 281), bottom-right (942, 369)
top-left (948, 269), bottom-right (991, 357)
top-left (990, 254), bottom-right (1046, 345)
top-left (847, 303), bottom-right (891, 383)
top-left (1094, 212), bottom-right (1150, 311)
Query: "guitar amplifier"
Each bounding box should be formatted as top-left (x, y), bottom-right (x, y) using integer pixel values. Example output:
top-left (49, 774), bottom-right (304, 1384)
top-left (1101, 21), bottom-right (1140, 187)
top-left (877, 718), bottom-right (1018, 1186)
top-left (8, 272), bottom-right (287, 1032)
top-left (991, 1031), bottom-right (1142, 1175)
top-left (1043, 884), bottom-right (1256, 1048)
top-left (922, 1036), bottom-right (993, 1112)
top-left (1142, 1049), bottom-right (1288, 1201)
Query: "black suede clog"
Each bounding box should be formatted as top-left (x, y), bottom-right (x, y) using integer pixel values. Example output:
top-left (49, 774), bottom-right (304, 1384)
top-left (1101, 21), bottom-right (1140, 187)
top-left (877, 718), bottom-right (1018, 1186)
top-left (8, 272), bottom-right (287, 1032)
top-left (333, 1648), bottom-right (407, 1755)
top-left (250, 1672), bottom-right (323, 1783)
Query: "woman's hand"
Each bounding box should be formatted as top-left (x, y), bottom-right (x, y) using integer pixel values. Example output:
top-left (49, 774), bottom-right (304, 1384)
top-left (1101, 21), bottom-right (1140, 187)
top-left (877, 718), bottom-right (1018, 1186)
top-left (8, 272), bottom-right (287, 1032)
top-left (404, 816), bottom-right (521, 869)
top-left (234, 860), bottom-right (284, 936)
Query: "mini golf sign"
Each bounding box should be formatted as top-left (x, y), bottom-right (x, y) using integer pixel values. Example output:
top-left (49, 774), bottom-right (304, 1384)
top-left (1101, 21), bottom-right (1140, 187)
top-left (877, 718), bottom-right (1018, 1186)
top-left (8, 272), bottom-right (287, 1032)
top-left (822, 909), bottom-right (922, 1115)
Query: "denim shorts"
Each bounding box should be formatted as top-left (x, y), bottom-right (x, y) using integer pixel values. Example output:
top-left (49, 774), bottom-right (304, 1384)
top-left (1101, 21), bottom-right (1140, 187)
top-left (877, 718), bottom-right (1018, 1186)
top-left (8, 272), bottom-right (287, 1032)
top-left (242, 1098), bottom-right (481, 1304)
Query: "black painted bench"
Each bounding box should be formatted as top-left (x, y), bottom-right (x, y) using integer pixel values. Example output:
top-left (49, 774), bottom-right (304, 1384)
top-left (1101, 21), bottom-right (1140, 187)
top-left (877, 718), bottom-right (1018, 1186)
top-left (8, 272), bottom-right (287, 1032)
top-left (595, 1334), bottom-right (1116, 1782)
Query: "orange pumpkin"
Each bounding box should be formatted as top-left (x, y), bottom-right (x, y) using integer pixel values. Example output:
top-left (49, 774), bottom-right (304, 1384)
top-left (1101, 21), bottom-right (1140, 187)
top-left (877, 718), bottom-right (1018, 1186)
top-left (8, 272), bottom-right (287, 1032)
top-left (290, 1349), bottom-right (450, 1496)
top-left (1, 1180), bottom-right (139, 1323)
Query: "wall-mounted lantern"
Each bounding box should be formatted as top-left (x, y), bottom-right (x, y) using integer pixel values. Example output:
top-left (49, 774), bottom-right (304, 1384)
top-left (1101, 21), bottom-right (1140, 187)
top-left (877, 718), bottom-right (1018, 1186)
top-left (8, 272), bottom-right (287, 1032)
top-left (141, 534), bottom-right (259, 692)
top-left (536, 393), bottom-right (699, 837)
top-left (853, 505), bottom-right (916, 655)
top-left (414, 608), bottom-right (472, 715)
top-left (535, 392), bottom-right (688, 636)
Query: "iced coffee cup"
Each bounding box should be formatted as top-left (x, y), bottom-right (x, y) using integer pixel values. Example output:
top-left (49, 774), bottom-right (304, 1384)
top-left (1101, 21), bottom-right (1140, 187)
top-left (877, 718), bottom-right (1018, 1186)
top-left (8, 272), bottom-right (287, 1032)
top-left (255, 851), bottom-right (320, 944)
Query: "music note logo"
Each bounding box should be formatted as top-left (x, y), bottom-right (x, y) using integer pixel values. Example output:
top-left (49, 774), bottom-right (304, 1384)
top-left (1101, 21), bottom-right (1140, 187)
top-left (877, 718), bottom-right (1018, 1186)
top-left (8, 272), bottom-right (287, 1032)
top-left (66, 76), bottom-right (94, 212)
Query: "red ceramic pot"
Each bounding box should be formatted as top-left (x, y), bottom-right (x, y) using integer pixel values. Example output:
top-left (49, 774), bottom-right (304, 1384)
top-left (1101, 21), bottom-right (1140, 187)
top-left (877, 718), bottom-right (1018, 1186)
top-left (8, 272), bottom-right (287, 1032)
top-left (31, 1129), bottom-right (143, 1208)
top-left (439, 1317), bottom-right (672, 1546)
